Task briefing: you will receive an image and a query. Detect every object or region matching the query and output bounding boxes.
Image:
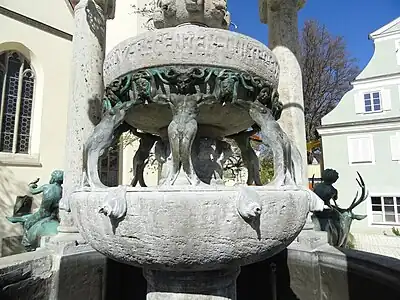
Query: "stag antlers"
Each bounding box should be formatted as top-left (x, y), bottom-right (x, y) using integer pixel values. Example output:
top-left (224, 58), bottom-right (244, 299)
top-left (327, 172), bottom-right (369, 213)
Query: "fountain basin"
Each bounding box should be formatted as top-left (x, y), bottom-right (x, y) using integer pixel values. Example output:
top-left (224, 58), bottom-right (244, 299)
top-left (71, 187), bottom-right (314, 271)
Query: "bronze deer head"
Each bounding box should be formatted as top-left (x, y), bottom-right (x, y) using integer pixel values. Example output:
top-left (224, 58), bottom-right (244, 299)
top-left (325, 172), bottom-right (368, 247)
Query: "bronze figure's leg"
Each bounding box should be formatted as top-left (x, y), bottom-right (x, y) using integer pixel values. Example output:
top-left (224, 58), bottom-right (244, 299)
top-left (237, 146), bottom-right (257, 186)
top-left (231, 130), bottom-right (262, 186)
top-left (138, 164), bottom-right (147, 187)
top-left (181, 119), bottom-right (200, 185)
top-left (166, 120), bottom-right (182, 185)
top-left (131, 161), bottom-right (147, 187)
top-left (248, 108), bottom-right (289, 187)
top-left (249, 149), bottom-right (262, 186)
top-left (130, 135), bottom-right (158, 187)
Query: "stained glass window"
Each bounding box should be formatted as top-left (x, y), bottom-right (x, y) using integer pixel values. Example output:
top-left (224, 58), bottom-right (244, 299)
top-left (0, 51), bottom-right (35, 154)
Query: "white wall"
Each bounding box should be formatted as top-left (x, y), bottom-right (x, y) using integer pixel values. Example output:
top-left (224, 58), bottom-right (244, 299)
top-left (0, 1), bottom-right (73, 242)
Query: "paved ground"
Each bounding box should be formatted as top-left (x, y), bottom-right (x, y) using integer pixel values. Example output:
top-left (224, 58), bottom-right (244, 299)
top-left (353, 233), bottom-right (400, 260)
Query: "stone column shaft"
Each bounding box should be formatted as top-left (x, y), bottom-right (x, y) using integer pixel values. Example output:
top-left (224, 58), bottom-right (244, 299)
top-left (143, 268), bottom-right (240, 300)
top-left (59, 0), bottom-right (107, 232)
top-left (262, 0), bottom-right (308, 187)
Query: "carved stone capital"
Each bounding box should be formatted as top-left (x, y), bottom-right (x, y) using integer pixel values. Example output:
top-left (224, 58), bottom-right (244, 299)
top-left (153, 0), bottom-right (230, 29)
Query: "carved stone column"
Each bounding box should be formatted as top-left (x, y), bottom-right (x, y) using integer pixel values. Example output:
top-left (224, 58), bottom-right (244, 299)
top-left (259, 0), bottom-right (308, 187)
top-left (58, 0), bottom-right (114, 233)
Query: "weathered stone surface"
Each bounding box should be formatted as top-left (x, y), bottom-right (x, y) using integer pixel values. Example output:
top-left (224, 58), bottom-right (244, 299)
top-left (286, 232), bottom-right (400, 300)
top-left (144, 267), bottom-right (239, 300)
top-left (103, 25), bottom-right (279, 88)
top-left (153, 0), bottom-right (230, 30)
top-left (0, 250), bottom-right (54, 300)
top-left (60, 0), bottom-right (107, 232)
top-left (71, 186), bottom-right (316, 271)
top-left (0, 246), bottom-right (111, 300)
top-left (57, 251), bottom-right (106, 300)
top-left (1, 236), bottom-right (25, 257)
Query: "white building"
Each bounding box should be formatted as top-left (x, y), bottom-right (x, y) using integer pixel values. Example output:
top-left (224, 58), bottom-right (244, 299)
top-left (0, 0), bottom-right (157, 256)
top-left (318, 17), bottom-right (400, 235)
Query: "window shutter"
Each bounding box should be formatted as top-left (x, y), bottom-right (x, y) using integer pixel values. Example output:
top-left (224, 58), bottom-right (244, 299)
top-left (354, 92), bottom-right (365, 114)
top-left (390, 134), bottom-right (400, 161)
top-left (360, 137), bottom-right (373, 162)
top-left (348, 138), bottom-right (358, 163)
top-left (381, 89), bottom-right (392, 111)
top-left (348, 136), bottom-right (374, 163)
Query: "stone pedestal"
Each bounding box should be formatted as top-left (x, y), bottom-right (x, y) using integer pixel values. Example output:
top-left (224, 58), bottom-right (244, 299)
top-left (59, 0), bottom-right (110, 232)
top-left (259, 0), bottom-right (308, 187)
top-left (143, 268), bottom-right (240, 300)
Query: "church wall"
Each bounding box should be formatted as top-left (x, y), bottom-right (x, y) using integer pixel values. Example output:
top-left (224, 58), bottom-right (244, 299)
top-left (0, 11), bottom-right (72, 253)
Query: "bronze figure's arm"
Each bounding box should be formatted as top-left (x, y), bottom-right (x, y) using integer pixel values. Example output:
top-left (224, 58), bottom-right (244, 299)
top-left (28, 179), bottom-right (44, 195)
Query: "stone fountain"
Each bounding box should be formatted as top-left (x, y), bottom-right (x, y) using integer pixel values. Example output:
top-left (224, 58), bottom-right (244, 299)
top-left (68, 0), bottom-right (324, 299)
top-left (1, 1), bottom-right (400, 300)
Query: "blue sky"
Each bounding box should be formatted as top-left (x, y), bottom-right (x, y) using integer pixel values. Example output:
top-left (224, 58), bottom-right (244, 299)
top-left (229, 0), bottom-right (400, 69)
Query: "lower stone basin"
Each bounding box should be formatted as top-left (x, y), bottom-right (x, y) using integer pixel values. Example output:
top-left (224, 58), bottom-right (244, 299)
top-left (71, 187), bottom-right (314, 271)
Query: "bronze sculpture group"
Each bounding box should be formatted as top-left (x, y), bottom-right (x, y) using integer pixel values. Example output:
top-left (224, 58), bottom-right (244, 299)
top-left (83, 66), bottom-right (303, 188)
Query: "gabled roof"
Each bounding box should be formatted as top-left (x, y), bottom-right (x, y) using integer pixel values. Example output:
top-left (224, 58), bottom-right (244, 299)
top-left (369, 16), bottom-right (400, 40)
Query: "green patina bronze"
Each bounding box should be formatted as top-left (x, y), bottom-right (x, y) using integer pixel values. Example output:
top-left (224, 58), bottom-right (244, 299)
top-left (101, 66), bottom-right (283, 119)
top-left (7, 170), bottom-right (64, 251)
top-left (312, 170), bottom-right (368, 248)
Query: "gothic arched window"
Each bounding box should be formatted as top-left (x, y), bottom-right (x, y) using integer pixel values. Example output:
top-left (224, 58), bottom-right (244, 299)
top-left (0, 51), bottom-right (35, 154)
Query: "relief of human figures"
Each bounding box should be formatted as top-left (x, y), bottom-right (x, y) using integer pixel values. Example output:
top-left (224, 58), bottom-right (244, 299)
top-left (84, 66), bottom-right (303, 189)
top-left (152, 68), bottom-right (216, 186)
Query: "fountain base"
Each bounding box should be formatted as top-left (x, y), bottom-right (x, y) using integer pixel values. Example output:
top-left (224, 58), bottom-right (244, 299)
top-left (144, 267), bottom-right (240, 300)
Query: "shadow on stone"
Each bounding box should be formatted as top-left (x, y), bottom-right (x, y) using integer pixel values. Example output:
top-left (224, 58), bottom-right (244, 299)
top-left (104, 258), bottom-right (146, 300)
top-left (87, 97), bottom-right (102, 126)
top-left (338, 248), bottom-right (400, 300)
top-left (86, 0), bottom-right (106, 50)
top-left (237, 249), bottom-right (299, 300)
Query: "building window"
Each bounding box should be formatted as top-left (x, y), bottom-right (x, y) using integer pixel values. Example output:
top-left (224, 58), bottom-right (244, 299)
top-left (0, 51), bottom-right (35, 154)
top-left (396, 40), bottom-right (400, 65)
top-left (371, 196), bottom-right (400, 225)
top-left (347, 135), bottom-right (375, 164)
top-left (363, 92), bottom-right (381, 113)
top-left (98, 143), bottom-right (120, 187)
